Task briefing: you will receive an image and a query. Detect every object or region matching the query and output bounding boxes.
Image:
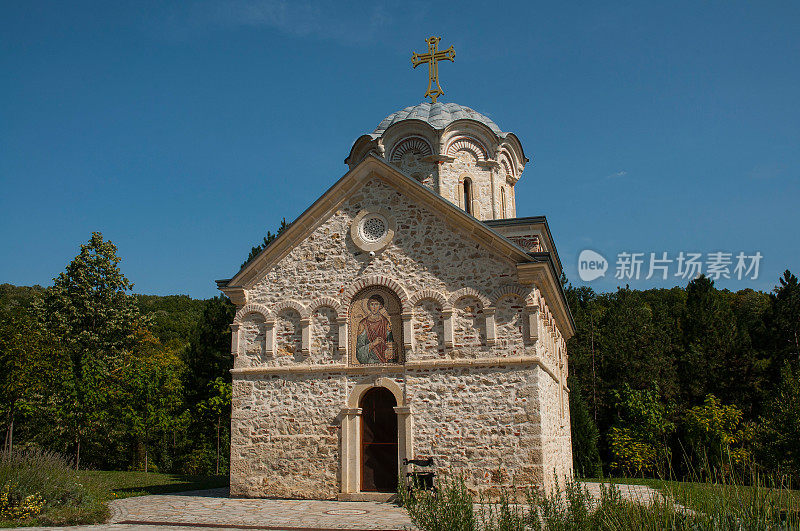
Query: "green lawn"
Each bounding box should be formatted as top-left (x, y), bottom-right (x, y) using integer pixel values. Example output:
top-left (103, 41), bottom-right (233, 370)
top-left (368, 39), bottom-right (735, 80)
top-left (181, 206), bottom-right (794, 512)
top-left (581, 476), bottom-right (800, 514)
top-left (78, 470), bottom-right (229, 499)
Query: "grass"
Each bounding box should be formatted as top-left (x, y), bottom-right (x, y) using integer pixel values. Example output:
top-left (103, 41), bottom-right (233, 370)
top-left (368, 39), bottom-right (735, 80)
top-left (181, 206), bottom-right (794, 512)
top-left (399, 474), bottom-right (800, 530)
top-left (0, 449), bottom-right (228, 528)
top-left (79, 470), bottom-right (228, 499)
top-left (583, 476), bottom-right (800, 514)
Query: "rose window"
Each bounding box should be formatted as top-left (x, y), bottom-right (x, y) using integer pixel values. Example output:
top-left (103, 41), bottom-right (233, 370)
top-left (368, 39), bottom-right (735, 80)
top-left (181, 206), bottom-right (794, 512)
top-left (360, 215), bottom-right (388, 242)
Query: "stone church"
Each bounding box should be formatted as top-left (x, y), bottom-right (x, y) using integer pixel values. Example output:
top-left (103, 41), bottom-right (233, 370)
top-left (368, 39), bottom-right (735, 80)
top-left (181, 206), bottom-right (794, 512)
top-left (217, 88), bottom-right (575, 499)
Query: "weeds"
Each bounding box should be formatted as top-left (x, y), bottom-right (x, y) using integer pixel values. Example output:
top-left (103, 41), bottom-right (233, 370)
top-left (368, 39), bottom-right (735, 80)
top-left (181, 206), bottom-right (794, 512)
top-left (399, 472), bottom-right (800, 530)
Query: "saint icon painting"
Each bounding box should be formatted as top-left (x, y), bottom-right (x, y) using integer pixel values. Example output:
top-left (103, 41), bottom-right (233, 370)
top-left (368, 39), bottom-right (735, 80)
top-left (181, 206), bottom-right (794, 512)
top-left (349, 287), bottom-right (403, 364)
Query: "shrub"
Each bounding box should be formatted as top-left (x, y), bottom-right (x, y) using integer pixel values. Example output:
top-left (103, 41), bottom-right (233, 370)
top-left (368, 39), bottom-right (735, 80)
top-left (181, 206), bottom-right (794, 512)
top-left (0, 448), bottom-right (108, 526)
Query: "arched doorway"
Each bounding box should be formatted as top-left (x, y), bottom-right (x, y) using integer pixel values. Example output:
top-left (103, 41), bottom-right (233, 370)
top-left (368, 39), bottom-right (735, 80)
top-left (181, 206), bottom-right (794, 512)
top-left (360, 387), bottom-right (398, 492)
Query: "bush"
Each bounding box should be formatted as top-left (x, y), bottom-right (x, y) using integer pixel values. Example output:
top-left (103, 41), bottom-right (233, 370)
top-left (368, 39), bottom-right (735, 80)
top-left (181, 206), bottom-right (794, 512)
top-left (0, 448), bottom-right (108, 526)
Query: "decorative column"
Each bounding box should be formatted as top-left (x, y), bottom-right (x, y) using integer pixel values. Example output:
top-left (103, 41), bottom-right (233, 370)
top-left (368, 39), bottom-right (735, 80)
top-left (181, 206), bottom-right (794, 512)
top-left (300, 317), bottom-right (311, 355)
top-left (402, 311), bottom-right (414, 355)
top-left (230, 323), bottom-right (241, 357)
top-left (340, 407), bottom-right (362, 494)
top-left (394, 405), bottom-right (414, 484)
top-left (484, 307), bottom-right (496, 346)
top-left (265, 320), bottom-right (276, 356)
top-left (442, 308), bottom-right (454, 349)
top-left (336, 316), bottom-right (348, 357)
top-left (527, 305), bottom-right (539, 343)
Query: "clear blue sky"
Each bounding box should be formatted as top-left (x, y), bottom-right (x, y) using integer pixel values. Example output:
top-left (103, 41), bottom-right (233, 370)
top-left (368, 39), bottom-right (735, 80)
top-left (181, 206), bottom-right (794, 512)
top-left (2, 2), bottom-right (798, 298)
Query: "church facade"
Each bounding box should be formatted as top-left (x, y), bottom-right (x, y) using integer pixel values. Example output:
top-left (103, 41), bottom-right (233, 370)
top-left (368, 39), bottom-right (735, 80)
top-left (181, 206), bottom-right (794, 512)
top-left (217, 101), bottom-right (575, 500)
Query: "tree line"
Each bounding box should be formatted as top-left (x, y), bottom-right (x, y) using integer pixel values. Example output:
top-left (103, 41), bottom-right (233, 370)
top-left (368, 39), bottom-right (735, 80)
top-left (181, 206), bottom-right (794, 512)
top-left (566, 271), bottom-right (800, 480)
top-left (2, 231), bottom-right (798, 482)
top-left (0, 233), bottom-right (235, 474)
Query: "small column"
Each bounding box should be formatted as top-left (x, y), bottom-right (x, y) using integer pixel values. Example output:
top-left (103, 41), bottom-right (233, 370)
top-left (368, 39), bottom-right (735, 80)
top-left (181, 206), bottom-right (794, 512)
top-left (402, 311), bottom-right (414, 354)
top-left (394, 405), bottom-right (414, 484)
top-left (300, 317), bottom-right (311, 355)
top-left (340, 407), bottom-right (362, 494)
top-left (336, 316), bottom-right (348, 357)
top-left (230, 323), bottom-right (241, 357)
top-left (527, 305), bottom-right (539, 343)
top-left (484, 307), bottom-right (496, 346)
top-left (442, 308), bottom-right (454, 349)
top-left (265, 320), bottom-right (276, 356)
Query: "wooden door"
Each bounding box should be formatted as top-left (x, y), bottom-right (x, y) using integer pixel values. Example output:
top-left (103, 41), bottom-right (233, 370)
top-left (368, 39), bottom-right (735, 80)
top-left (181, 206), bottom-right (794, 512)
top-left (360, 387), bottom-right (398, 492)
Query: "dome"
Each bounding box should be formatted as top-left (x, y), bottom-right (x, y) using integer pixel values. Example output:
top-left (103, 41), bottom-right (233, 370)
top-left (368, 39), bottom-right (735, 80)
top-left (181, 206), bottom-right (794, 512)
top-left (372, 102), bottom-right (504, 137)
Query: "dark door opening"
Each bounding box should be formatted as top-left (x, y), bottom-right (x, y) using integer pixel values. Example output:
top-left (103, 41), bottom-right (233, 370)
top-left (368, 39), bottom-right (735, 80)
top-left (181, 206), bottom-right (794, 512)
top-left (360, 387), bottom-right (398, 492)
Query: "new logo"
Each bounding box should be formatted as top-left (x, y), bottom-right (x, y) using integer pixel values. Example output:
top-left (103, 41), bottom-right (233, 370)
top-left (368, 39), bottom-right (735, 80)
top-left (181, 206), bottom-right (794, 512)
top-left (578, 250), bottom-right (608, 282)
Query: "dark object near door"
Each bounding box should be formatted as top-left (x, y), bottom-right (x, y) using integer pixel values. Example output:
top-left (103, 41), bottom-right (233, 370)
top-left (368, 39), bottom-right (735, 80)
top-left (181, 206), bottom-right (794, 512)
top-left (360, 387), bottom-right (398, 492)
top-left (407, 471), bottom-right (436, 491)
top-left (403, 457), bottom-right (434, 467)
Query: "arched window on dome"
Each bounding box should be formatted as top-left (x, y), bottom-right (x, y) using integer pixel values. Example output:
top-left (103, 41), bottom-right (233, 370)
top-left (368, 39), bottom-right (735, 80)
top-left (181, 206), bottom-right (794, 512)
top-left (463, 178), bottom-right (474, 216)
top-left (500, 187), bottom-right (507, 218)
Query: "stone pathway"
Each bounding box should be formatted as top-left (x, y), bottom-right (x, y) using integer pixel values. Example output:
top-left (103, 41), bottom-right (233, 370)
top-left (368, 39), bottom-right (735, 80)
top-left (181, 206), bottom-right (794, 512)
top-left (14, 488), bottom-right (413, 531)
top-left (581, 482), bottom-right (664, 505)
top-left (10, 482), bottom-right (670, 531)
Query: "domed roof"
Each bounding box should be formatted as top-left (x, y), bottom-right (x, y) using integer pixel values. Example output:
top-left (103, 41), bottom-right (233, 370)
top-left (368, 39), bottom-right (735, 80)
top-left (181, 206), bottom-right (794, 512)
top-left (372, 102), bottom-right (503, 137)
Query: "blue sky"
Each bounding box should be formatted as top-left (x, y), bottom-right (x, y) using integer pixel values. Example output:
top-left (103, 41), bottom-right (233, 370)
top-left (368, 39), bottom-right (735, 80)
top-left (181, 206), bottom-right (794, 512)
top-left (1, 1), bottom-right (798, 298)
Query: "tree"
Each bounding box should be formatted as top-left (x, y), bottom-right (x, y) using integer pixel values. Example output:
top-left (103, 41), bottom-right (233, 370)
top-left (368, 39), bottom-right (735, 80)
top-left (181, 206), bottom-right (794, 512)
top-left (0, 306), bottom-right (53, 453)
top-left (684, 394), bottom-right (750, 477)
top-left (241, 218), bottom-right (288, 268)
top-left (764, 271), bottom-right (800, 386)
top-left (36, 232), bottom-right (145, 468)
top-left (568, 378), bottom-right (602, 477)
top-left (756, 361), bottom-right (800, 477)
top-left (679, 276), bottom-right (739, 406)
top-left (199, 377), bottom-right (232, 475)
top-left (118, 330), bottom-right (185, 472)
top-left (181, 295), bottom-right (235, 474)
top-left (607, 385), bottom-right (675, 477)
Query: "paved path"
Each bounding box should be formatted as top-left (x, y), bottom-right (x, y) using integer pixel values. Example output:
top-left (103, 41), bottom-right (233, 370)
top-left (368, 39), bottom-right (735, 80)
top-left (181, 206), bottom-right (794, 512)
top-left (581, 482), bottom-right (664, 505)
top-left (15, 488), bottom-right (413, 531)
top-left (10, 482), bottom-right (669, 530)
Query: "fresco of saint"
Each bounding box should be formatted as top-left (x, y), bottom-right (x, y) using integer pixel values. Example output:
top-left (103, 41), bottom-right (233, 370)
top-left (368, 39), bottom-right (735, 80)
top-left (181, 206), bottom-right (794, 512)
top-left (355, 294), bottom-right (396, 364)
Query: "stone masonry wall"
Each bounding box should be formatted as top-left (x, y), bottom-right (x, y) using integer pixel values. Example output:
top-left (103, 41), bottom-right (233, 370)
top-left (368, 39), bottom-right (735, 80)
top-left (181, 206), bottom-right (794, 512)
top-left (230, 175), bottom-right (572, 498)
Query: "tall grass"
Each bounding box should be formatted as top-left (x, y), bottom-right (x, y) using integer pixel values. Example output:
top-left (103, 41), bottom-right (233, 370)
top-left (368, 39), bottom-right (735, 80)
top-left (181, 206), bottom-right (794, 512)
top-left (399, 472), bottom-right (800, 530)
top-left (0, 448), bottom-right (108, 526)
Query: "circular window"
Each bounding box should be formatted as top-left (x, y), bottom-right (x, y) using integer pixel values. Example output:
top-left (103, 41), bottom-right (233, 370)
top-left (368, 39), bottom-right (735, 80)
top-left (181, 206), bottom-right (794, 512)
top-left (360, 214), bottom-right (387, 242)
top-left (351, 207), bottom-right (395, 253)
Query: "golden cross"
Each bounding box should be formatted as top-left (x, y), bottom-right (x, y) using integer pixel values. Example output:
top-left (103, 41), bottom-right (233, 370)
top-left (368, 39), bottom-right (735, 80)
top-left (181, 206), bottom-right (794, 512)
top-left (412, 36), bottom-right (456, 104)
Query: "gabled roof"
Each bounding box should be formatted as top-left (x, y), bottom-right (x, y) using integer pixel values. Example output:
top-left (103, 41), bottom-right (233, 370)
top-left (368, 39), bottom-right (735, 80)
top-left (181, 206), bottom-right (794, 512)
top-left (484, 216), bottom-right (564, 276)
top-left (217, 155), bottom-right (575, 337)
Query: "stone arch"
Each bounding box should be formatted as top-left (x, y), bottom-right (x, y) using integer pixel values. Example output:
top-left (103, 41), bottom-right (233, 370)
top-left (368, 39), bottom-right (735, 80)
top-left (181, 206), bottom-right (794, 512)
top-left (446, 136), bottom-right (488, 161)
top-left (492, 289), bottom-right (530, 354)
top-left (449, 287), bottom-right (491, 309)
top-left (409, 289), bottom-right (451, 312)
top-left (233, 303), bottom-right (273, 324)
top-left (490, 285), bottom-right (531, 307)
top-left (389, 136), bottom-right (433, 162)
top-left (308, 296), bottom-right (343, 318)
top-left (274, 299), bottom-right (309, 319)
top-left (342, 276), bottom-right (410, 314)
top-left (310, 304), bottom-right (339, 361)
top-left (498, 151), bottom-right (516, 182)
top-left (451, 290), bottom-right (488, 350)
top-left (275, 304), bottom-right (304, 358)
top-left (412, 296), bottom-right (445, 358)
top-left (347, 376), bottom-right (405, 408)
top-left (498, 143), bottom-right (523, 177)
